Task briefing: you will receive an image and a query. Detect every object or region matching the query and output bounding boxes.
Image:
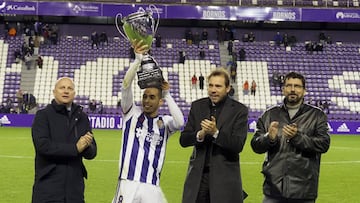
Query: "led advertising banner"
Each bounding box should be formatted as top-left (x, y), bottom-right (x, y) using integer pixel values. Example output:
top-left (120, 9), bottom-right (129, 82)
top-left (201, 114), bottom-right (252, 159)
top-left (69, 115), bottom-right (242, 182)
top-left (302, 8), bottom-right (360, 22)
top-left (103, 3), bottom-right (166, 19)
top-left (1, 0), bottom-right (359, 23)
top-left (247, 119), bottom-right (360, 134)
top-left (1, 114), bottom-right (359, 134)
top-left (38, 2), bottom-right (102, 17)
top-left (0, 114), bottom-right (123, 129)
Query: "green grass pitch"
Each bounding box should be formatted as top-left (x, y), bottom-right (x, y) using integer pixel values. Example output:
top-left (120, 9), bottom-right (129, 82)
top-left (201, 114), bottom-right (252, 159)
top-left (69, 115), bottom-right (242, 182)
top-left (0, 127), bottom-right (359, 203)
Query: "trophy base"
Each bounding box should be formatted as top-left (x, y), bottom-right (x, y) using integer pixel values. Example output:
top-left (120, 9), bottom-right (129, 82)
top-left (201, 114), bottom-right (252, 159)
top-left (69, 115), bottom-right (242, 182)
top-left (137, 54), bottom-right (164, 89)
top-left (137, 68), bottom-right (164, 89)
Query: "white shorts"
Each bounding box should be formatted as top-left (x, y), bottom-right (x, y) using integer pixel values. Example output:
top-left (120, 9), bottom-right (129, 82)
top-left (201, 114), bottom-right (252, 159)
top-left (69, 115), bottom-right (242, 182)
top-left (112, 179), bottom-right (167, 203)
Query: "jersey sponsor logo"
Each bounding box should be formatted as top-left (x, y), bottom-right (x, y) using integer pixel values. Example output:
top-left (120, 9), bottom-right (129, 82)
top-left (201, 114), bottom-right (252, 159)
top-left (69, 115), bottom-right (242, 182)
top-left (135, 127), bottom-right (163, 145)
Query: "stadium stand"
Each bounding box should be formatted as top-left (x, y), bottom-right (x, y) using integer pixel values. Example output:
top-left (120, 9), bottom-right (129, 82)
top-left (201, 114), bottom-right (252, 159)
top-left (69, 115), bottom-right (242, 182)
top-left (233, 41), bottom-right (360, 120)
top-left (0, 35), bottom-right (221, 116)
top-left (0, 33), bottom-right (359, 121)
top-left (0, 38), bottom-right (22, 108)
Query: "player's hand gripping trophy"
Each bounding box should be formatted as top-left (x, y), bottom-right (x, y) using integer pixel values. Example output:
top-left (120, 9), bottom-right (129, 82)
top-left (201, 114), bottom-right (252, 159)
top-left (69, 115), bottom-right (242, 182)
top-left (115, 5), bottom-right (164, 89)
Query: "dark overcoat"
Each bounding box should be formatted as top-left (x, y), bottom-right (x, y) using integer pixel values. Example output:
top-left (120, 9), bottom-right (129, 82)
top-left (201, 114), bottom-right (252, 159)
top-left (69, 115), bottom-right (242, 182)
top-left (31, 100), bottom-right (97, 203)
top-left (180, 97), bottom-right (248, 203)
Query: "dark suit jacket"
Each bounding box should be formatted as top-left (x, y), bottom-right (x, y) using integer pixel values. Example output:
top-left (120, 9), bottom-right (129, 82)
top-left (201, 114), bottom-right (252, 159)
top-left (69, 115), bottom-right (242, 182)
top-left (180, 97), bottom-right (248, 203)
top-left (31, 100), bottom-right (97, 203)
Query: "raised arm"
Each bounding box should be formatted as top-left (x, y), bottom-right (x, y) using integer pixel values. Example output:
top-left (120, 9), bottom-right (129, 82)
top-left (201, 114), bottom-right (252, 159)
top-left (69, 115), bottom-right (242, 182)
top-left (121, 40), bottom-right (148, 114)
top-left (162, 81), bottom-right (184, 131)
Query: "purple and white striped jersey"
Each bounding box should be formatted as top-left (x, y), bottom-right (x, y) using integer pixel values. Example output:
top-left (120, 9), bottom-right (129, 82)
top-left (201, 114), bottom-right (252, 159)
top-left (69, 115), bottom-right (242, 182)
top-left (118, 105), bottom-right (178, 186)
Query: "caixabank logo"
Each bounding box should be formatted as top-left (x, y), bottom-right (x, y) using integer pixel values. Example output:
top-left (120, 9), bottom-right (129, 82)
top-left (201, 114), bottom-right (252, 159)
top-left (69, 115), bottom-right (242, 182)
top-left (0, 1), bottom-right (36, 14)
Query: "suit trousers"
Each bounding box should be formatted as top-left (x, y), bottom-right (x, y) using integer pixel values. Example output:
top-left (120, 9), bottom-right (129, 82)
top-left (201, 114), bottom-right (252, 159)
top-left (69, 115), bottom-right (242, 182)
top-left (196, 170), bottom-right (210, 203)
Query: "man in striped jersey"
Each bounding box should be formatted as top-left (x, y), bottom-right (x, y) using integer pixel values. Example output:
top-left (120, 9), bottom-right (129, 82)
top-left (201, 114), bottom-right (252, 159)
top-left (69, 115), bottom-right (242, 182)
top-left (112, 40), bottom-right (184, 203)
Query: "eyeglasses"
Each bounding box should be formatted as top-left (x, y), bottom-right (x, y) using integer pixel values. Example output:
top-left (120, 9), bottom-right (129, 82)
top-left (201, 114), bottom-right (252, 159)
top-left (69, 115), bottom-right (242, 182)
top-left (284, 84), bottom-right (304, 90)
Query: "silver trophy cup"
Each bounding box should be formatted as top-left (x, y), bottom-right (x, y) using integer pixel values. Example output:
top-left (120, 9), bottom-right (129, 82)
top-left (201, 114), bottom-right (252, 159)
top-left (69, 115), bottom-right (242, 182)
top-left (115, 5), bottom-right (163, 89)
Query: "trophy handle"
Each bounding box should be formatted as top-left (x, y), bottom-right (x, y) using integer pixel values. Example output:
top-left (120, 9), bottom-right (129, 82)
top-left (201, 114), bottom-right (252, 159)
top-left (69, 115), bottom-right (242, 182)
top-left (149, 4), bottom-right (160, 34)
top-left (115, 13), bottom-right (128, 40)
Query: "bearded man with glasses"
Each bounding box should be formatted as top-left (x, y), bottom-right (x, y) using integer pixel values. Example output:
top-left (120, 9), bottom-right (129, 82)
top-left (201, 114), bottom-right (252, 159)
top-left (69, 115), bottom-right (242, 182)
top-left (251, 72), bottom-right (330, 203)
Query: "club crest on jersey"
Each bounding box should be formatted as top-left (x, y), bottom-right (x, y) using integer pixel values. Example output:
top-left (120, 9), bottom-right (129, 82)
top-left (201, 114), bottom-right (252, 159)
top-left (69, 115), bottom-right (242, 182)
top-left (157, 119), bottom-right (164, 129)
top-left (135, 127), bottom-right (163, 145)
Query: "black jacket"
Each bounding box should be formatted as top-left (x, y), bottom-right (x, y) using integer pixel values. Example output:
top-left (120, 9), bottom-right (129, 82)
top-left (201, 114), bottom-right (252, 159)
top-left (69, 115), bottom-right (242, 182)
top-left (251, 102), bottom-right (330, 200)
top-left (180, 97), bottom-right (248, 203)
top-left (31, 100), bottom-right (97, 203)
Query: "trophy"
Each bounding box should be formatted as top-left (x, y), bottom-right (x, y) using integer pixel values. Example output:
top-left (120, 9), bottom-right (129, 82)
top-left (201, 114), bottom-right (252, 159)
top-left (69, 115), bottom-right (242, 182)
top-left (115, 5), bottom-right (164, 89)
